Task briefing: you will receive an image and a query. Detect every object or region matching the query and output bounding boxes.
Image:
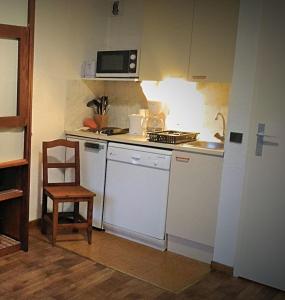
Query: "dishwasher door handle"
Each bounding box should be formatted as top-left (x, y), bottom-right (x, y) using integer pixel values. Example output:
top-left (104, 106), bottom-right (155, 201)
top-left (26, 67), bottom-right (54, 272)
top-left (85, 142), bottom-right (104, 150)
top-left (131, 154), bottom-right (141, 165)
top-left (131, 155), bottom-right (141, 160)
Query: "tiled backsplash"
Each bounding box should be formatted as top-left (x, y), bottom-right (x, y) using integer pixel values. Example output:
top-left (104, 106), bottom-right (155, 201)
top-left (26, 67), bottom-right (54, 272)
top-left (65, 80), bottom-right (230, 140)
top-left (104, 81), bottom-right (148, 129)
top-left (65, 80), bottom-right (105, 131)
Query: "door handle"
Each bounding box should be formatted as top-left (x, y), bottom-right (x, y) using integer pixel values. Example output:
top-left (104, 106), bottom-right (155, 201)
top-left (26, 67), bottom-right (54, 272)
top-left (255, 123), bottom-right (279, 156)
top-left (256, 133), bottom-right (277, 138)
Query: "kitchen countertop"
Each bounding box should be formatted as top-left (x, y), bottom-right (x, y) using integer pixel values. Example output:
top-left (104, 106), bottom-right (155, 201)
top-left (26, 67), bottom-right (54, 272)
top-left (65, 130), bottom-right (224, 157)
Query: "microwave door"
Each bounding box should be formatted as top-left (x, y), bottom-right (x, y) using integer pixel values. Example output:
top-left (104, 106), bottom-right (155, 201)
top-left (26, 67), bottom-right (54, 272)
top-left (96, 51), bottom-right (129, 77)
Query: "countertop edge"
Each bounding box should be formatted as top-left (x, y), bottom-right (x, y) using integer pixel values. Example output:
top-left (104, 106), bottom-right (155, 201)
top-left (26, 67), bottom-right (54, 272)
top-left (65, 130), bottom-right (224, 157)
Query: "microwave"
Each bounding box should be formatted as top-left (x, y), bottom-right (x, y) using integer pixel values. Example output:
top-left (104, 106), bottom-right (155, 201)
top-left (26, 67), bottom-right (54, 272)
top-left (96, 49), bottom-right (139, 78)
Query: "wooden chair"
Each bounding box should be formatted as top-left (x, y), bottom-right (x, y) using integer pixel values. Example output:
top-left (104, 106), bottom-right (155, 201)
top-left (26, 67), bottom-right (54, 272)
top-left (41, 139), bottom-right (95, 245)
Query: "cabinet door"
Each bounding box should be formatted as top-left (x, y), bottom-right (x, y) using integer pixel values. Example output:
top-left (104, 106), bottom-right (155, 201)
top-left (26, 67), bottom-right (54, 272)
top-left (189, 0), bottom-right (239, 82)
top-left (166, 151), bottom-right (222, 246)
top-left (140, 0), bottom-right (194, 81)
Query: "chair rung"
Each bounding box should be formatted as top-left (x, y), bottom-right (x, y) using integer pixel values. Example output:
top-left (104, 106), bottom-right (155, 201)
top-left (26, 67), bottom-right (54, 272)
top-left (47, 162), bottom-right (76, 168)
top-left (57, 223), bottom-right (88, 229)
top-left (44, 212), bottom-right (87, 225)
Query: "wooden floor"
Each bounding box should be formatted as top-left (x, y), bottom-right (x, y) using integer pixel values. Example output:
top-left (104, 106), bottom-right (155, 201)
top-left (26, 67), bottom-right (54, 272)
top-left (0, 235), bottom-right (284, 299)
top-left (31, 227), bottom-right (210, 293)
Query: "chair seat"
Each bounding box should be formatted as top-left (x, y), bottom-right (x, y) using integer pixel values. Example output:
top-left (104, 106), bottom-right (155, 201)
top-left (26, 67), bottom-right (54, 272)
top-left (44, 185), bottom-right (95, 199)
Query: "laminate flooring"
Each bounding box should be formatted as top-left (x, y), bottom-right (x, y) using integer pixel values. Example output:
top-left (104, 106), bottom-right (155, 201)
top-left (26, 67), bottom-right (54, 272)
top-left (0, 235), bottom-right (284, 299)
top-left (40, 229), bottom-right (210, 293)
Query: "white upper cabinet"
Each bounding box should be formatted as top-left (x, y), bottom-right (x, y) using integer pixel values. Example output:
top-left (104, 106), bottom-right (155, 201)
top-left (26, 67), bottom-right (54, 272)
top-left (188, 0), bottom-right (240, 82)
top-left (140, 0), bottom-right (239, 82)
top-left (139, 0), bottom-right (194, 81)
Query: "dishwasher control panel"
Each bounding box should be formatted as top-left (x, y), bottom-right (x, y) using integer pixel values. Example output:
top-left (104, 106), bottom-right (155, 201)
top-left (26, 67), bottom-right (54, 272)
top-left (107, 143), bottom-right (172, 170)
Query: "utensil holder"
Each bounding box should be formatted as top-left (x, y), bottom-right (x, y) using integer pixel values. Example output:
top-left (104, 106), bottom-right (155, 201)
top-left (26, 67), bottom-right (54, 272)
top-left (94, 114), bottom-right (108, 130)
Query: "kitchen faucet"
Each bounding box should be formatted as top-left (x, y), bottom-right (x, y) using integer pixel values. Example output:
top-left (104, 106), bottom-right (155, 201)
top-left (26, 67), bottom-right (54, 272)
top-left (214, 112), bottom-right (225, 142)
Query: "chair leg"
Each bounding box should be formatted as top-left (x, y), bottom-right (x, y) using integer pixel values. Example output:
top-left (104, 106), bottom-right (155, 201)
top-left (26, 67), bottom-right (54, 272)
top-left (52, 199), bottom-right (59, 246)
top-left (41, 192), bottom-right (47, 234)
top-left (73, 202), bottom-right (79, 233)
top-left (87, 198), bottom-right (93, 244)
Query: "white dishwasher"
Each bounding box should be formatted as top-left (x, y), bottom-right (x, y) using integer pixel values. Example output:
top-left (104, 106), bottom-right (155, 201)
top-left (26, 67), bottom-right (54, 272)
top-left (103, 142), bottom-right (172, 250)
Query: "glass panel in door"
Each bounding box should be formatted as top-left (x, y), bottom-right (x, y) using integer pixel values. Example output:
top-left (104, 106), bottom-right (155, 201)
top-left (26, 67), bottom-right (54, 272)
top-left (0, 38), bottom-right (18, 117)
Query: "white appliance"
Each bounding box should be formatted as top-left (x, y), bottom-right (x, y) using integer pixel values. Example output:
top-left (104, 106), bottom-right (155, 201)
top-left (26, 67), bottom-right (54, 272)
top-left (128, 114), bottom-right (144, 135)
top-left (66, 136), bottom-right (107, 229)
top-left (96, 49), bottom-right (139, 78)
top-left (103, 142), bottom-right (172, 250)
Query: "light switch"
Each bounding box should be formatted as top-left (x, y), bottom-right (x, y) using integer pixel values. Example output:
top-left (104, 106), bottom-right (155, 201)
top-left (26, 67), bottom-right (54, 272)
top-left (230, 132), bottom-right (243, 143)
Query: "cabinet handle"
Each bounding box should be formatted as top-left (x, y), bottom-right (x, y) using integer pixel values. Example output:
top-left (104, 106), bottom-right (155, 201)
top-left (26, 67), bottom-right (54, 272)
top-left (175, 156), bottom-right (190, 163)
top-left (192, 75), bottom-right (207, 80)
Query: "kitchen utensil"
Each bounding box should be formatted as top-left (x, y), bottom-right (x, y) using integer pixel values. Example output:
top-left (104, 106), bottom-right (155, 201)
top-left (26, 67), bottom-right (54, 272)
top-left (86, 99), bottom-right (96, 107)
top-left (129, 114), bottom-right (145, 135)
top-left (87, 96), bottom-right (109, 115)
top-left (104, 104), bottom-right (110, 115)
top-left (146, 101), bottom-right (164, 133)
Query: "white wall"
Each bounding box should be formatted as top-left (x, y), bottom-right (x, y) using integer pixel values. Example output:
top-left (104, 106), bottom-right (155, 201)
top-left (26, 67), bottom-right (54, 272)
top-left (213, 0), bottom-right (262, 267)
top-left (30, 0), bottom-right (108, 220)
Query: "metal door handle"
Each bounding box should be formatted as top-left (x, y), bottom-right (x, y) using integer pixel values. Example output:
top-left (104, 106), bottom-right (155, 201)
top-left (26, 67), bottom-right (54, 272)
top-left (256, 133), bottom-right (277, 138)
top-left (256, 123), bottom-right (279, 156)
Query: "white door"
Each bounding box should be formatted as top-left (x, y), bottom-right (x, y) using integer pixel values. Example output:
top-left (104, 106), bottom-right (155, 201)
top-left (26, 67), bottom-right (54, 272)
top-left (235, 1), bottom-right (285, 291)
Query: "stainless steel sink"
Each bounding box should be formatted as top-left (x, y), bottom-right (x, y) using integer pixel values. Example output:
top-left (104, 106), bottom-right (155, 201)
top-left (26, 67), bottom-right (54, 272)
top-left (188, 141), bottom-right (224, 150)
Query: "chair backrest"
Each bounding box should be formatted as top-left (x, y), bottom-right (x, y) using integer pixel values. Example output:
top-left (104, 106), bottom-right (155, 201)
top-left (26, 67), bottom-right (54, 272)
top-left (42, 139), bottom-right (80, 187)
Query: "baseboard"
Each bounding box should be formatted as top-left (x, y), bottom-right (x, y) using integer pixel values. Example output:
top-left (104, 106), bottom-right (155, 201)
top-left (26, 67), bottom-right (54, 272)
top-left (104, 222), bottom-right (167, 251)
top-left (29, 218), bottom-right (41, 229)
top-left (210, 260), bottom-right (234, 276)
top-left (167, 234), bottom-right (214, 263)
